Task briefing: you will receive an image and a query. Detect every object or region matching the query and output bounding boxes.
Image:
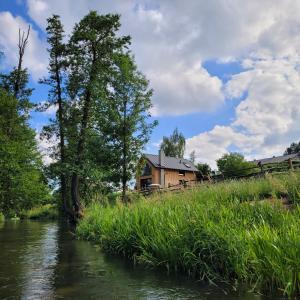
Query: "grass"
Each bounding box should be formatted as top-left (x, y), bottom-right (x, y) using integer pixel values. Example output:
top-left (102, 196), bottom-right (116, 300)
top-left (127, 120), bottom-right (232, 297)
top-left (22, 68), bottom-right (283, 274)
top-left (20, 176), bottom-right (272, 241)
top-left (0, 212), bottom-right (4, 222)
top-left (21, 204), bottom-right (58, 220)
top-left (77, 172), bottom-right (300, 298)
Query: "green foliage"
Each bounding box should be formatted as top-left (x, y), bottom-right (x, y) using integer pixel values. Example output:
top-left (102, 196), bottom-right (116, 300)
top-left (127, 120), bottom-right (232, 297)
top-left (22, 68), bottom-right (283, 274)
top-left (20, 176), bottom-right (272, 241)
top-left (160, 128), bottom-right (185, 158)
top-left (0, 212), bottom-right (4, 222)
top-left (0, 90), bottom-right (51, 215)
top-left (39, 12), bottom-right (156, 212)
top-left (0, 69), bottom-right (34, 115)
top-left (77, 173), bottom-right (300, 298)
top-left (284, 141), bottom-right (300, 155)
top-left (21, 204), bottom-right (58, 220)
top-left (196, 163), bottom-right (211, 177)
top-left (100, 53), bottom-right (157, 200)
top-left (217, 152), bottom-right (257, 178)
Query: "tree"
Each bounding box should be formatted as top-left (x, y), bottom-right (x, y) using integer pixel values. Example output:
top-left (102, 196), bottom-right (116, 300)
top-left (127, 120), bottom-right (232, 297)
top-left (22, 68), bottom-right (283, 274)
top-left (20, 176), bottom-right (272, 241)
top-left (189, 150), bottom-right (196, 164)
top-left (101, 53), bottom-right (157, 202)
top-left (284, 142), bottom-right (300, 155)
top-left (67, 11), bottom-right (130, 217)
top-left (216, 153), bottom-right (256, 178)
top-left (0, 93), bottom-right (50, 215)
top-left (0, 27), bottom-right (50, 216)
top-left (196, 163), bottom-right (211, 177)
top-left (160, 128), bottom-right (185, 158)
top-left (0, 26), bottom-right (33, 115)
top-left (39, 15), bottom-right (70, 215)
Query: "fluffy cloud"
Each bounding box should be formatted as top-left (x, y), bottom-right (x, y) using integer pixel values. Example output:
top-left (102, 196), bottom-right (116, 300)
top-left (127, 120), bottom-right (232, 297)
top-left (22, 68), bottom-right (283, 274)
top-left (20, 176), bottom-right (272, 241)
top-left (187, 57), bottom-right (300, 167)
top-left (0, 11), bottom-right (47, 79)
top-left (3, 0), bottom-right (300, 164)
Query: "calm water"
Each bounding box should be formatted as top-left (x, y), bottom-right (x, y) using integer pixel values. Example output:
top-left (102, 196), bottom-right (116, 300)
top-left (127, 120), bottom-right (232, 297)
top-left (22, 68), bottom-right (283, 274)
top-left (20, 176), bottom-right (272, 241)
top-left (0, 220), bottom-right (281, 299)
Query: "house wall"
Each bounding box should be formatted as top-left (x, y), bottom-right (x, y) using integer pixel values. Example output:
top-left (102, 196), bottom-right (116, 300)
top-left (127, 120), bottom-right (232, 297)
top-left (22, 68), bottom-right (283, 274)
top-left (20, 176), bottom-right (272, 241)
top-left (164, 169), bottom-right (196, 187)
top-left (136, 158), bottom-right (197, 189)
top-left (136, 160), bottom-right (159, 190)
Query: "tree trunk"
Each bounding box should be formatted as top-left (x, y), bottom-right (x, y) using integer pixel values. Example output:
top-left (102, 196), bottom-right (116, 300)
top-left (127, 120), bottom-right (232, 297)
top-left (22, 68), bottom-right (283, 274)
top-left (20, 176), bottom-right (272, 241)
top-left (121, 99), bottom-right (127, 203)
top-left (14, 27), bottom-right (30, 98)
top-left (70, 71), bottom-right (94, 218)
top-left (54, 54), bottom-right (69, 215)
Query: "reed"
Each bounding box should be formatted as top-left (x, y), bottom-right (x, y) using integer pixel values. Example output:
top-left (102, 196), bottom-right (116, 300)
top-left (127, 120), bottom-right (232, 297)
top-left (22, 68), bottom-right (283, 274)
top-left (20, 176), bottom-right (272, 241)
top-left (77, 172), bottom-right (300, 297)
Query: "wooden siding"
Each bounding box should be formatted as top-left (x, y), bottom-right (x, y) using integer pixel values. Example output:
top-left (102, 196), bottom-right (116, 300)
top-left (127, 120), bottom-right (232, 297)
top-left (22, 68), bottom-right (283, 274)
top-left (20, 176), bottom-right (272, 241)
top-left (136, 158), bottom-right (197, 189)
top-left (164, 169), bottom-right (196, 187)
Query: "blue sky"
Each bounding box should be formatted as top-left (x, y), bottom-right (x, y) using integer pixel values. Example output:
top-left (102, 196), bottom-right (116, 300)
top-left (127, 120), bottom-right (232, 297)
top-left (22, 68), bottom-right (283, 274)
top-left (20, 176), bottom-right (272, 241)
top-left (1, 0), bottom-right (300, 167)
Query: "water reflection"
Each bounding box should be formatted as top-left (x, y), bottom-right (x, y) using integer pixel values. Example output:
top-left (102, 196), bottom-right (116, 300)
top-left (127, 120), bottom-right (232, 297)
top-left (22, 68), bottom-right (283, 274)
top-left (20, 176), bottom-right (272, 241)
top-left (0, 221), bottom-right (277, 299)
top-left (21, 223), bottom-right (58, 299)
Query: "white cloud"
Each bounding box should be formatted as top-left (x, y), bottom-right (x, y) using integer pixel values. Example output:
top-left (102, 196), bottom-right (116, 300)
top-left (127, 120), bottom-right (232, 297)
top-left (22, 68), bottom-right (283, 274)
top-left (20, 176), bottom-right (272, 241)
top-left (187, 57), bottom-right (300, 167)
top-left (0, 11), bottom-right (47, 79)
top-left (3, 0), bottom-right (300, 163)
top-left (36, 132), bottom-right (57, 165)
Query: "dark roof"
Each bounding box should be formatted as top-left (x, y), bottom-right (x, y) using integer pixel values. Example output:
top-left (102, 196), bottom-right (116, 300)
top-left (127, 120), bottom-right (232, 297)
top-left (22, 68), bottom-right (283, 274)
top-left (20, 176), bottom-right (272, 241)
top-left (145, 154), bottom-right (198, 172)
top-left (252, 153), bottom-right (300, 165)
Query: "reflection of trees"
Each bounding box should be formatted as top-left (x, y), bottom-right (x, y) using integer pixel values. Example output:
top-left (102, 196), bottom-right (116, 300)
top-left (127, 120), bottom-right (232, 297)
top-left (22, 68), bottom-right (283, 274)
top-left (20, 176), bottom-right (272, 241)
top-left (0, 221), bottom-right (47, 298)
top-left (21, 222), bottom-right (58, 299)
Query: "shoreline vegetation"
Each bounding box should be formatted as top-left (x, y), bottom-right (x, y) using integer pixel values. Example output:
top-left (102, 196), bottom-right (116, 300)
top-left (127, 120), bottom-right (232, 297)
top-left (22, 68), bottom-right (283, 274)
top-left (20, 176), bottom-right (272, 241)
top-left (0, 204), bottom-right (58, 221)
top-left (77, 172), bottom-right (300, 298)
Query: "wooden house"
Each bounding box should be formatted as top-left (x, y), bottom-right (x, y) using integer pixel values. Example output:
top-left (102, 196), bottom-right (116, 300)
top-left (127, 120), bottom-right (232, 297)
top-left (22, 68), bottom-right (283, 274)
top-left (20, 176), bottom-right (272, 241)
top-left (136, 150), bottom-right (198, 190)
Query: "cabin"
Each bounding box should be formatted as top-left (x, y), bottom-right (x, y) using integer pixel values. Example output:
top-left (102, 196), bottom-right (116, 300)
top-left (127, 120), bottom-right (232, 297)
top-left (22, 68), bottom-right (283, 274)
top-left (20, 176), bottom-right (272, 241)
top-left (136, 150), bottom-right (198, 190)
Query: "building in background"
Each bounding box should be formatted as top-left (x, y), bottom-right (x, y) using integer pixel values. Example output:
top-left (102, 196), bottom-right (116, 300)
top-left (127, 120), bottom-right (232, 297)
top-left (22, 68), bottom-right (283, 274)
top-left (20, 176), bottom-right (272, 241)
top-left (136, 150), bottom-right (198, 190)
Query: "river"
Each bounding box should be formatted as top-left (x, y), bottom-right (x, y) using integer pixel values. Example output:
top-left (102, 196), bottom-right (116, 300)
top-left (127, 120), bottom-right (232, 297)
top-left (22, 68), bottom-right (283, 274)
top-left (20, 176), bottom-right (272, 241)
top-left (0, 220), bottom-right (279, 299)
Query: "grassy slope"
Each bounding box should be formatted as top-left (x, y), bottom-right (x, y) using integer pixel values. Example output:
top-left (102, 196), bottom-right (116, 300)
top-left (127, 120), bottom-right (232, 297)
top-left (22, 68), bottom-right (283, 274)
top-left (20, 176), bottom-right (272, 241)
top-left (77, 173), bottom-right (300, 297)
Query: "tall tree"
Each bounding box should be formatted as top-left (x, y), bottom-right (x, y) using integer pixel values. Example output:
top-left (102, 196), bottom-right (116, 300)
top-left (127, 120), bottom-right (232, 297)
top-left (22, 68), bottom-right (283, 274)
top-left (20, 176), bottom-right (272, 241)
top-left (160, 128), bottom-right (185, 158)
top-left (67, 11), bottom-right (130, 217)
top-left (39, 15), bottom-right (70, 215)
top-left (101, 54), bottom-right (157, 202)
top-left (0, 90), bottom-right (50, 215)
top-left (0, 27), bottom-right (50, 215)
top-left (0, 26), bottom-right (33, 115)
top-left (284, 142), bottom-right (300, 155)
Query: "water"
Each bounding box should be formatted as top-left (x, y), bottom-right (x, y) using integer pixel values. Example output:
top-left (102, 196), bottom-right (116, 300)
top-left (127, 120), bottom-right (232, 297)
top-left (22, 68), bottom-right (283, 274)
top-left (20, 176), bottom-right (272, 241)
top-left (0, 220), bottom-right (279, 299)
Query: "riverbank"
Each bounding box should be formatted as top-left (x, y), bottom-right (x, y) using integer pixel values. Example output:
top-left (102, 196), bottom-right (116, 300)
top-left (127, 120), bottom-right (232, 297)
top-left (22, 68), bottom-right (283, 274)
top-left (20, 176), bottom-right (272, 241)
top-left (0, 204), bottom-right (58, 221)
top-left (77, 173), bottom-right (300, 298)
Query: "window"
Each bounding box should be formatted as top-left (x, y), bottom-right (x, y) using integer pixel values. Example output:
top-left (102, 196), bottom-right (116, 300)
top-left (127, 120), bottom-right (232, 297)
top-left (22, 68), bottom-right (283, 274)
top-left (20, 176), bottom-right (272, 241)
top-left (141, 178), bottom-right (152, 189)
top-left (142, 163), bottom-right (152, 176)
top-left (179, 170), bottom-right (185, 176)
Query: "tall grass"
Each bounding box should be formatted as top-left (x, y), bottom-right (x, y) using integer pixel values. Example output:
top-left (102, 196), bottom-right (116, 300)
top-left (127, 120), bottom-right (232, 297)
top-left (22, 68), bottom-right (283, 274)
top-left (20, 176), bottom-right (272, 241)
top-left (21, 204), bottom-right (58, 220)
top-left (0, 212), bottom-right (4, 222)
top-left (77, 173), bottom-right (300, 297)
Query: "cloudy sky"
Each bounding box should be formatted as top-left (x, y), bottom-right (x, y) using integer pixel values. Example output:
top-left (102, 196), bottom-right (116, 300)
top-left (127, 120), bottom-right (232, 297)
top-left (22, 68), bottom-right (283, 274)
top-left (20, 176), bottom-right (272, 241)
top-left (1, 0), bottom-right (300, 168)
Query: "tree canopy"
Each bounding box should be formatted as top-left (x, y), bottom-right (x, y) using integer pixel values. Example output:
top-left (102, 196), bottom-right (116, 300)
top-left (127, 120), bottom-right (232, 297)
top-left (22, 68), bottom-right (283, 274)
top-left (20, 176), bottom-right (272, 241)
top-left (216, 153), bottom-right (256, 178)
top-left (160, 128), bottom-right (185, 158)
top-left (284, 142), bottom-right (300, 155)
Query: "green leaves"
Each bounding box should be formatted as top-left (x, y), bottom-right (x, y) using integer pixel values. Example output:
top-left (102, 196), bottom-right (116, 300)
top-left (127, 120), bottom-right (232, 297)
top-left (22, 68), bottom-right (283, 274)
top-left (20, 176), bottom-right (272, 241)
top-left (160, 128), bottom-right (186, 158)
top-left (0, 90), bottom-right (50, 215)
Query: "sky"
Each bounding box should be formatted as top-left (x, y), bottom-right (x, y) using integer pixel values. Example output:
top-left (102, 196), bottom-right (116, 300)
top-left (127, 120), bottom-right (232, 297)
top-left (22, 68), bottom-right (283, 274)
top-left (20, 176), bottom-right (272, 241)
top-left (1, 0), bottom-right (300, 168)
